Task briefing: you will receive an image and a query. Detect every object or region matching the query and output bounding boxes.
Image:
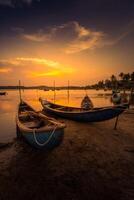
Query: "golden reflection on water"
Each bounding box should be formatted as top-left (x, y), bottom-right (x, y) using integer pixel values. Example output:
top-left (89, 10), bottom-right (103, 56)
top-left (1, 89), bottom-right (113, 112)
top-left (0, 101), bottom-right (15, 113)
top-left (22, 89), bottom-right (112, 110)
top-left (0, 89), bottom-right (113, 142)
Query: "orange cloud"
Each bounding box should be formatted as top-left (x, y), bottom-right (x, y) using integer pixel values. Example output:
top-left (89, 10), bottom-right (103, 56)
top-left (22, 30), bottom-right (50, 42)
top-left (0, 57), bottom-right (74, 80)
top-left (16, 57), bottom-right (59, 67)
top-left (19, 20), bottom-right (134, 54)
top-left (28, 66), bottom-right (74, 78)
top-left (21, 21), bottom-right (105, 54)
top-left (30, 70), bottom-right (61, 77)
top-left (0, 68), bottom-right (12, 73)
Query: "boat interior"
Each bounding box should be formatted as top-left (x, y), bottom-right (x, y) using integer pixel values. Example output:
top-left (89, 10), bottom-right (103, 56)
top-left (19, 102), bottom-right (53, 129)
top-left (48, 103), bottom-right (103, 112)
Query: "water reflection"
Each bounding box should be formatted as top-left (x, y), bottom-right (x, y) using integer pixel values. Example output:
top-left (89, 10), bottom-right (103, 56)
top-left (0, 101), bottom-right (16, 114)
top-left (0, 89), bottom-right (113, 142)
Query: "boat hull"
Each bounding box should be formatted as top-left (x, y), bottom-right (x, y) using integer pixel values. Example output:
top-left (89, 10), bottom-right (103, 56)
top-left (40, 100), bottom-right (128, 122)
top-left (17, 126), bottom-right (64, 149)
top-left (16, 101), bottom-right (65, 149)
top-left (44, 107), bottom-right (125, 122)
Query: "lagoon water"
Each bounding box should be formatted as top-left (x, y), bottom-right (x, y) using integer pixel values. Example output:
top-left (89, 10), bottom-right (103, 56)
top-left (0, 89), bottom-right (113, 143)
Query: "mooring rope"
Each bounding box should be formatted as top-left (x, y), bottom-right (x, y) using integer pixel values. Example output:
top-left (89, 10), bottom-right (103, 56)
top-left (33, 125), bottom-right (58, 147)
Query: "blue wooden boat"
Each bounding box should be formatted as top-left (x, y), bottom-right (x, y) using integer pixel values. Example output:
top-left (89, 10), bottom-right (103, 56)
top-left (16, 101), bottom-right (66, 149)
top-left (39, 98), bottom-right (128, 122)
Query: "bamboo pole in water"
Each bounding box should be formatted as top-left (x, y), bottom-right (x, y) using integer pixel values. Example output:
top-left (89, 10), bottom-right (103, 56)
top-left (19, 80), bottom-right (22, 102)
top-left (67, 80), bottom-right (70, 104)
top-left (53, 80), bottom-right (56, 103)
top-left (22, 82), bottom-right (25, 92)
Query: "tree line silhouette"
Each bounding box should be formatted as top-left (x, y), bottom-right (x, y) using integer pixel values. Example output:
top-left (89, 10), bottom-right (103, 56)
top-left (90, 72), bottom-right (134, 90)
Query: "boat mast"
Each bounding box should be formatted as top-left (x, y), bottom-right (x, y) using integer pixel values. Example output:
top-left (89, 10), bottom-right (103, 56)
top-left (22, 82), bottom-right (24, 92)
top-left (19, 80), bottom-right (22, 102)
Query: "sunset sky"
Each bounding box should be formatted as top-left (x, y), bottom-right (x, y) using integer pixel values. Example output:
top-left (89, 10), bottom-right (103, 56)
top-left (0, 0), bottom-right (134, 86)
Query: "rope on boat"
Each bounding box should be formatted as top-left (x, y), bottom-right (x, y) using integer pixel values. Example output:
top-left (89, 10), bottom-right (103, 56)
top-left (33, 125), bottom-right (58, 147)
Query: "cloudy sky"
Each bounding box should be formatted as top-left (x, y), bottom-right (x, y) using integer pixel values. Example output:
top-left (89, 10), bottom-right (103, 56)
top-left (0, 0), bottom-right (134, 86)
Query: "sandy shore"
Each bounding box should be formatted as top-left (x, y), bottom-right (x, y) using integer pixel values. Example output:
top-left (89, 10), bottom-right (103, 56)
top-left (0, 112), bottom-right (134, 200)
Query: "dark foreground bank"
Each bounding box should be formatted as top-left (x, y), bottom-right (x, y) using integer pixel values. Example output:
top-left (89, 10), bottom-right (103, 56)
top-left (0, 112), bottom-right (134, 200)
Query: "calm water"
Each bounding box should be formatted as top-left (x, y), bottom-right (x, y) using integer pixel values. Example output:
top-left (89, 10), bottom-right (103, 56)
top-left (0, 89), bottom-right (113, 142)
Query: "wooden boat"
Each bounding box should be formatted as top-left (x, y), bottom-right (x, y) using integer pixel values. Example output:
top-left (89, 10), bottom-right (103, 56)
top-left (111, 91), bottom-right (121, 104)
top-left (16, 101), bottom-right (66, 149)
top-left (81, 95), bottom-right (93, 110)
top-left (39, 98), bottom-right (128, 122)
top-left (44, 88), bottom-right (49, 91)
top-left (111, 91), bottom-right (129, 105)
top-left (104, 87), bottom-right (108, 91)
top-left (0, 91), bottom-right (6, 95)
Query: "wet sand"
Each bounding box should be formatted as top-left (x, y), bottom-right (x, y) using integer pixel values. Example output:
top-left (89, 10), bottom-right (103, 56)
top-left (0, 112), bottom-right (134, 200)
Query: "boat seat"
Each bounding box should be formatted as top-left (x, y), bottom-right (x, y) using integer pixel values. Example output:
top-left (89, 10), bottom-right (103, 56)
top-left (56, 107), bottom-right (65, 110)
top-left (19, 113), bottom-right (30, 121)
top-left (20, 105), bottom-right (27, 108)
top-left (24, 120), bottom-right (44, 129)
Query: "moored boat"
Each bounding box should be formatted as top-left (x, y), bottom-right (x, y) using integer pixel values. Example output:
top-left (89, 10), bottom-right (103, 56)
top-left (111, 90), bottom-right (129, 105)
top-left (39, 98), bottom-right (128, 122)
top-left (0, 91), bottom-right (7, 95)
top-left (81, 95), bottom-right (93, 110)
top-left (111, 90), bottom-right (121, 104)
top-left (16, 101), bottom-right (66, 149)
top-left (44, 88), bottom-right (49, 91)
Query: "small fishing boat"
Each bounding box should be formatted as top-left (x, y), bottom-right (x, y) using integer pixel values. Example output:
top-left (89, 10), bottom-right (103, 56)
top-left (111, 90), bottom-right (129, 105)
top-left (0, 91), bottom-right (6, 95)
top-left (81, 95), bottom-right (93, 110)
top-left (39, 98), bottom-right (128, 122)
top-left (44, 88), bottom-right (49, 91)
top-left (16, 101), bottom-right (66, 149)
top-left (104, 87), bottom-right (108, 91)
top-left (111, 90), bottom-right (121, 104)
top-left (121, 93), bottom-right (129, 104)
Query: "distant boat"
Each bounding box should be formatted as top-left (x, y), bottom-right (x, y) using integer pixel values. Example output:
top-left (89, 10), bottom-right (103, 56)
top-left (16, 101), bottom-right (66, 149)
top-left (111, 90), bottom-right (129, 105)
top-left (39, 98), bottom-right (128, 122)
top-left (104, 87), bottom-right (108, 91)
top-left (0, 91), bottom-right (7, 95)
top-left (44, 88), bottom-right (49, 91)
top-left (81, 95), bottom-right (93, 110)
top-left (121, 93), bottom-right (129, 104)
top-left (111, 91), bottom-right (121, 104)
